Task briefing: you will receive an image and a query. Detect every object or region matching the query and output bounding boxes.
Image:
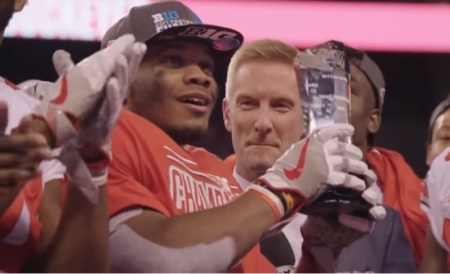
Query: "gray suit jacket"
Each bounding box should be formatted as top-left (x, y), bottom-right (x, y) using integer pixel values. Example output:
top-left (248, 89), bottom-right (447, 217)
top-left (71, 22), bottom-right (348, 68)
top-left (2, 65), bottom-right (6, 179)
top-left (261, 206), bottom-right (417, 273)
top-left (335, 206), bottom-right (416, 272)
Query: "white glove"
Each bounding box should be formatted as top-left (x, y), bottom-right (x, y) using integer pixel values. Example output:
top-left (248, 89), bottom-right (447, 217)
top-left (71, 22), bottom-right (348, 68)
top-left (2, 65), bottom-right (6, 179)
top-left (18, 50), bottom-right (76, 100)
top-left (21, 37), bottom-right (146, 203)
top-left (58, 40), bottom-right (146, 203)
top-left (248, 124), bottom-right (380, 222)
top-left (59, 76), bottom-right (123, 203)
top-left (52, 49), bottom-right (75, 76)
top-left (29, 34), bottom-right (143, 148)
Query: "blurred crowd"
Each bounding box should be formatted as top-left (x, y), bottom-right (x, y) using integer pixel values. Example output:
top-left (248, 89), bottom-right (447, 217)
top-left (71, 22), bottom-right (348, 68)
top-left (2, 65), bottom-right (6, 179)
top-left (0, 0), bottom-right (449, 273)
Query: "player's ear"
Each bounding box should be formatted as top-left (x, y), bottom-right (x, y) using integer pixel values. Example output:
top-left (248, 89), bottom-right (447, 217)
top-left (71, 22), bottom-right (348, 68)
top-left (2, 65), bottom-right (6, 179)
top-left (368, 108), bottom-right (381, 134)
top-left (222, 98), bottom-right (232, 132)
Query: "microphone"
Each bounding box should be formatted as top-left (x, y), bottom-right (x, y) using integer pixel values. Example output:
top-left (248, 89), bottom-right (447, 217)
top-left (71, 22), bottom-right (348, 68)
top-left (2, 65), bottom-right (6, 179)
top-left (260, 231), bottom-right (296, 273)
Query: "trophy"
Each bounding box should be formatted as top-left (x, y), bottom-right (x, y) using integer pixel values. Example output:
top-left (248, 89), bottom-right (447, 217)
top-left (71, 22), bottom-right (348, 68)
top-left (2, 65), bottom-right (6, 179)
top-left (294, 40), bottom-right (372, 219)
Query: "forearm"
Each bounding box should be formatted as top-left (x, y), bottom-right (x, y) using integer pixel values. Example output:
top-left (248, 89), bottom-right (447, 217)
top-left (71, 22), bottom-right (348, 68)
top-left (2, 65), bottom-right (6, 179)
top-left (35, 180), bottom-right (62, 254)
top-left (420, 260), bottom-right (447, 273)
top-left (36, 184), bottom-right (109, 272)
top-left (419, 228), bottom-right (447, 273)
top-left (129, 192), bottom-right (277, 260)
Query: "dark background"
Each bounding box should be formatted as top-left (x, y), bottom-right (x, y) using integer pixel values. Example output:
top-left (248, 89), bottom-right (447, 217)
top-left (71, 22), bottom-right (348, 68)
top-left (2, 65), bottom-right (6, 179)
top-left (1, 1), bottom-right (450, 177)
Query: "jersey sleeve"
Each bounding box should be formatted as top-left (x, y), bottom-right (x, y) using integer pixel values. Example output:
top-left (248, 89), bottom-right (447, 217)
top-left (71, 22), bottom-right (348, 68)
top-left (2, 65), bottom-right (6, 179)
top-left (426, 147), bottom-right (450, 251)
top-left (107, 116), bottom-right (171, 218)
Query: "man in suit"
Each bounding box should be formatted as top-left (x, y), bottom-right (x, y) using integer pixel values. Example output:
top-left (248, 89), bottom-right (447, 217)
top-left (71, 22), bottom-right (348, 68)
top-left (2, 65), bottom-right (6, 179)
top-left (336, 207), bottom-right (415, 272)
top-left (223, 39), bottom-right (417, 272)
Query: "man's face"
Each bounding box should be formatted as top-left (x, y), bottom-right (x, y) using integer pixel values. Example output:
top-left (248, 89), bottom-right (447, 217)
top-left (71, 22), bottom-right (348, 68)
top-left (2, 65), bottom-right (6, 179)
top-left (349, 63), bottom-right (380, 157)
top-left (223, 59), bottom-right (303, 179)
top-left (127, 40), bottom-right (218, 144)
top-left (427, 108), bottom-right (450, 165)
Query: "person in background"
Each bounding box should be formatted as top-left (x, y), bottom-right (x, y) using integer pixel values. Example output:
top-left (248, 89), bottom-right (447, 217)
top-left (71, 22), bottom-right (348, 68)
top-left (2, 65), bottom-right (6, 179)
top-left (223, 39), bottom-right (416, 272)
top-left (96, 1), bottom-right (384, 272)
top-left (420, 96), bottom-right (450, 273)
top-left (0, 0), bottom-right (146, 271)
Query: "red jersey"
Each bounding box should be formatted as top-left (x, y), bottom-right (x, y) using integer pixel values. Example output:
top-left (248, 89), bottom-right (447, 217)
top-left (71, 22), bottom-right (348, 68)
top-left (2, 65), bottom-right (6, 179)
top-left (107, 110), bottom-right (275, 273)
top-left (0, 77), bottom-right (60, 272)
top-left (0, 177), bottom-right (43, 272)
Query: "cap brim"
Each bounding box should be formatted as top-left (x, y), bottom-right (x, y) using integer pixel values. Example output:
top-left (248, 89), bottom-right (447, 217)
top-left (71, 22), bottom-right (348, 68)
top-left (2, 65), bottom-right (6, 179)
top-left (145, 24), bottom-right (244, 60)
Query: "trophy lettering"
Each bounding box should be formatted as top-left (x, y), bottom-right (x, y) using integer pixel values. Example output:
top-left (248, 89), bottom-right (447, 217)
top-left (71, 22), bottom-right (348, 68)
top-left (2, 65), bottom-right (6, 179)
top-left (294, 41), bottom-right (372, 219)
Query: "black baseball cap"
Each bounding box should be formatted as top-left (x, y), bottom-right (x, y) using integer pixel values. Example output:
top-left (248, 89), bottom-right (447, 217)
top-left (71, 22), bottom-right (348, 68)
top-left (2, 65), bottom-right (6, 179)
top-left (101, 1), bottom-right (244, 60)
top-left (345, 45), bottom-right (386, 111)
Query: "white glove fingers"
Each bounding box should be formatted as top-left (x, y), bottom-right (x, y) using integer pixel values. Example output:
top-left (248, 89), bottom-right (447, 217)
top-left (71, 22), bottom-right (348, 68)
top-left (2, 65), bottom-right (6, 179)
top-left (112, 55), bottom-right (129, 94)
top-left (361, 186), bottom-right (380, 206)
top-left (52, 49), bottom-right (75, 76)
top-left (369, 205), bottom-right (387, 221)
top-left (328, 171), bottom-right (366, 191)
top-left (124, 42), bottom-right (147, 85)
top-left (102, 34), bottom-right (135, 61)
top-left (104, 76), bottom-right (123, 124)
top-left (345, 143), bottom-right (364, 160)
top-left (329, 155), bottom-right (368, 178)
top-left (338, 213), bottom-right (373, 233)
top-left (325, 141), bottom-right (363, 160)
top-left (315, 124), bottom-right (354, 142)
top-left (363, 169), bottom-right (377, 187)
top-left (338, 157), bottom-right (369, 178)
top-left (93, 35), bottom-right (135, 89)
top-left (17, 79), bottom-right (38, 91)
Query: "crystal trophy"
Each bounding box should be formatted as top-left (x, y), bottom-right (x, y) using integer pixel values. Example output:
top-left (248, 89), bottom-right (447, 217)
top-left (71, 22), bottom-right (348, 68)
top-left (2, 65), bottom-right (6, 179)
top-left (294, 40), bottom-right (372, 219)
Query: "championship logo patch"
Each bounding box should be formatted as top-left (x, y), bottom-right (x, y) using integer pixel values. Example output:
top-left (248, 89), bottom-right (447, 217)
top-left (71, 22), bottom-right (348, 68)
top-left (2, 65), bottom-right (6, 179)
top-left (151, 11), bottom-right (195, 33)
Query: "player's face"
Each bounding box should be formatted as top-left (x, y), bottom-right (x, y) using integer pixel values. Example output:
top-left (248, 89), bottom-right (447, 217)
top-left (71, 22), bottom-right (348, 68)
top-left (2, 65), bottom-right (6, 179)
top-left (128, 40), bottom-right (218, 144)
top-left (223, 60), bottom-right (303, 179)
top-left (427, 108), bottom-right (450, 165)
top-left (349, 63), bottom-right (380, 157)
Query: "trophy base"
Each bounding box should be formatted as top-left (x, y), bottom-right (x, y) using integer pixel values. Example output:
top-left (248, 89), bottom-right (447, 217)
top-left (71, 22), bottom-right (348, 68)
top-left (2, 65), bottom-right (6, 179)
top-left (300, 187), bottom-right (373, 219)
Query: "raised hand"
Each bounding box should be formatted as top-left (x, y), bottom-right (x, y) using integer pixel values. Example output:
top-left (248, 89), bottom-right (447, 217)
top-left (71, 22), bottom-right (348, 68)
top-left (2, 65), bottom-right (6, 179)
top-left (29, 34), bottom-right (145, 148)
top-left (0, 101), bottom-right (52, 215)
